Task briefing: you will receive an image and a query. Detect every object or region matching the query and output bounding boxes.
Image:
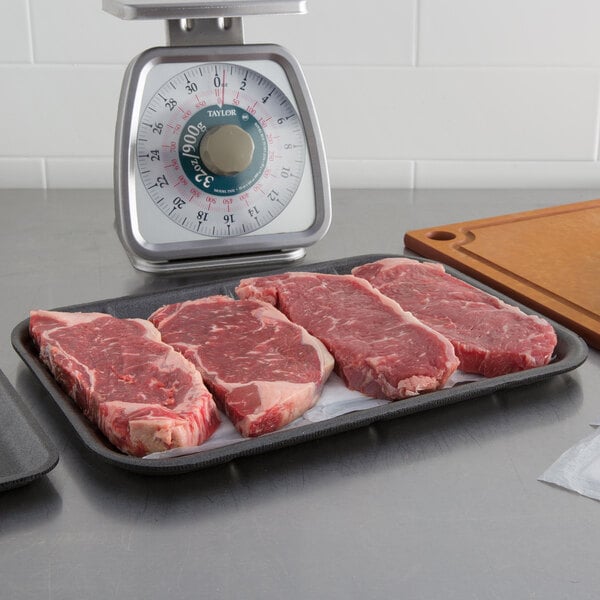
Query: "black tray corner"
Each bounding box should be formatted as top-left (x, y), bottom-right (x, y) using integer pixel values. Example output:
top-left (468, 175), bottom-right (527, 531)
top-left (0, 369), bottom-right (59, 491)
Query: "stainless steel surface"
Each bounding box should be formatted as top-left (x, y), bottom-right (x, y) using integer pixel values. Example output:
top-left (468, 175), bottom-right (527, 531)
top-left (166, 17), bottom-right (244, 46)
top-left (103, 0), bottom-right (307, 21)
top-left (1, 188), bottom-right (599, 599)
top-left (127, 246), bottom-right (306, 273)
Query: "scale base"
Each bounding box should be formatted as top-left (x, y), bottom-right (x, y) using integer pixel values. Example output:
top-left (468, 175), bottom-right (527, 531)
top-left (127, 248), bottom-right (307, 274)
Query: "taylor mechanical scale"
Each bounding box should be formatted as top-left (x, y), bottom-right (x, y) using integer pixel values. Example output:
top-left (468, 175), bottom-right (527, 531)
top-left (103, 0), bottom-right (331, 272)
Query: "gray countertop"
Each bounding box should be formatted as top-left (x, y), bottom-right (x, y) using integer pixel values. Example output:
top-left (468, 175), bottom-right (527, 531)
top-left (1, 188), bottom-right (599, 599)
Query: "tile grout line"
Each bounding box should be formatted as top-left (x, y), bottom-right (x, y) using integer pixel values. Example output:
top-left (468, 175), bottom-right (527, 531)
top-left (408, 0), bottom-right (419, 192)
top-left (412, 0), bottom-right (420, 67)
top-left (24, 0), bottom-right (35, 64)
top-left (41, 158), bottom-right (48, 189)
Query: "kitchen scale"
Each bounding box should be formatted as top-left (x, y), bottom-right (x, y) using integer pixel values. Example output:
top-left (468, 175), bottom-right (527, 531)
top-left (103, 0), bottom-right (331, 273)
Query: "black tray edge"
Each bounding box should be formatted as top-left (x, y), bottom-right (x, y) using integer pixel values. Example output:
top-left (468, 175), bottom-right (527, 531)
top-left (10, 253), bottom-right (589, 475)
top-left (0, 369), bottom-right (59, 491)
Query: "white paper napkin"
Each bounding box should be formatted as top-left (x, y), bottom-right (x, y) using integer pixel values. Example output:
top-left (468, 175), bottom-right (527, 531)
top-left (539, 424), bottom-right (600, 501)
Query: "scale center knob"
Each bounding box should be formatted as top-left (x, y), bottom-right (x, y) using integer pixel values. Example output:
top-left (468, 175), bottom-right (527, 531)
top-left (199, 124), bottom-right (255, 176)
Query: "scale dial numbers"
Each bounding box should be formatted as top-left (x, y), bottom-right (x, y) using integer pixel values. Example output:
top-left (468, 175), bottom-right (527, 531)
top-left (135, 62), bottom-right (307, 238)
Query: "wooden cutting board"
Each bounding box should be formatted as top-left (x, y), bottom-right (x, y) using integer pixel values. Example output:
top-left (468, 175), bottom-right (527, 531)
top-left (404, 198), bottom-right (600, 349)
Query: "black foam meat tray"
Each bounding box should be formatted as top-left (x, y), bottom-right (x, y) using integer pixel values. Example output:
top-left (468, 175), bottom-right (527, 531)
top-left (11, 255), bottom-right (588, 475)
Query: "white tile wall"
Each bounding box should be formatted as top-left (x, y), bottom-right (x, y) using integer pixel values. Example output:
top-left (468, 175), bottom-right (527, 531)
top-left (1, 0), bottom-right (600, 190)
top-left (418, 0), bottom-right (600, 67)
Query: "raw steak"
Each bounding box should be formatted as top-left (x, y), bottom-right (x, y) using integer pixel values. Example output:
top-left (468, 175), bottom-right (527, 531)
top-left (149, 296), bottom-right (334, 437)
top-left (29, 310), bottom-right (220, 456)
top-left (236, 273), bottom-right (459, 400)
top-left (352, 257), bottom-right (557, 377)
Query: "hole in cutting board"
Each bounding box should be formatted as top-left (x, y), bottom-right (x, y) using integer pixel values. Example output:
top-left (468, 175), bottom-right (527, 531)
top-left (426, 230), bottom-right (456, 241)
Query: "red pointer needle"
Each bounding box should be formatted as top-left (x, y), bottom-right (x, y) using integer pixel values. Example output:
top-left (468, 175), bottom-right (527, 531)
top-left (221, 69), bottom-right (226, 107)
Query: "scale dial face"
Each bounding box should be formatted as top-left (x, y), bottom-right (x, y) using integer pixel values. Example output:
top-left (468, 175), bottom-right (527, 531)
top-left (137, 62), bottom-right (306, 238)
top-left (115, 45), bottom-right (330, 267)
